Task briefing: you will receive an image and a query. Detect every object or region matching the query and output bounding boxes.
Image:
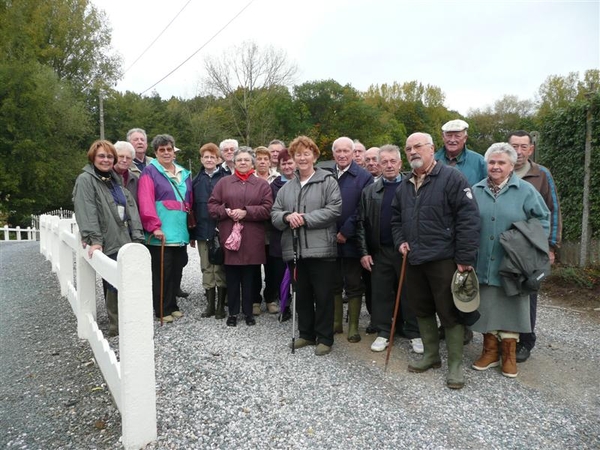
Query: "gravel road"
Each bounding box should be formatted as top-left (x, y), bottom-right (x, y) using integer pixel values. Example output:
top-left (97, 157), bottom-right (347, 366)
top-left (1, 242), bottom-right (598, 449)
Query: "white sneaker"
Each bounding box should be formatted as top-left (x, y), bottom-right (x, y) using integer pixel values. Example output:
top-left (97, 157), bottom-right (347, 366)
top-left (371, 337), bottom-right (389, 352)
top-left (410, 338), bottom-right (424, 354)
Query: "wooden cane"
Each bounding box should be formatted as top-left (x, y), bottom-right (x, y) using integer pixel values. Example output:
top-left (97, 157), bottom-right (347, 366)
top-left (159, 237), bottom-right (165, 326)
top-left (385, 254), bottom-right (408, 372)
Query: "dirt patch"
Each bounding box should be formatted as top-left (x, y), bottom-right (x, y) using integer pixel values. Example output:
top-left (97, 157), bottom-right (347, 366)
top-left (541, 277), bottom-right (600, 322)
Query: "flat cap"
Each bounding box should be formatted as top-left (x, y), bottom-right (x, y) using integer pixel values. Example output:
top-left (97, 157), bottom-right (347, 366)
top-left (451, 270), bottom-right (480, 313)
top-left (442, 119), bottom-right (469, 132)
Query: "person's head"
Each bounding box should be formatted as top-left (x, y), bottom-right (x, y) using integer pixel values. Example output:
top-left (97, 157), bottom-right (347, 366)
top-left (405, 132), bottom-right (435, 172)
top-left (277, 149), bottom-right (295, 178)
top-left (151, 134), bottom-right (176, 168)
top-left (353, 140), bottom-right (366, 167)
top-left (219, 139), bottom-right (238, 165)
top-left (378, 145), bottom-right (402, 181)
top-left (87, 140), bottom-right (117, 172)
top-left (484, 142), bottom-right (517, 185)
top-left (332, 136), bottom-right (354, 170)
top-left (254, 146), bottom-right (271, 175)
top-left (199, 142), bottom-right (220, 172)
top-left (289, 136), bottom-right (320, 174)
top-left (126, 128), bottom-right (148, 161)
top-left (233, 148), bottom-right (254, 174)
top-left (364, 147), bottom-right (381, 178)
top-left (441, 119), bottom-right (469, 158)
top-left (268, 139), bottom-right (285, 167)
top-left (507, 130), bottom-right (534, 170)
top-left (113, 141), bottom-right (135, 174)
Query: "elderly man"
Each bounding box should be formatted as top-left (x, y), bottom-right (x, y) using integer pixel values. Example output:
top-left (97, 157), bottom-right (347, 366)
top-left (357, 145), bottom-right (421, 353)
top-left (268, 139), bottom-right (285, 169)
top-left (364, 147), bottom-right (382, 180)
top-left (508, 130), bottom-right (562, 363)
top-left (328, 137), bottom-right (373, 343)
top-left (353, 140), bottom-right (367, 167)
top-left (219, 139), bottom-right (238, 174)
top-left (435, 119), bottom-right (486, 187)
top-left (392, 132), bottom-right (480, 389)
top-left (113, 141), bottom-right (139, 199)
top-left (127, 128), bottom-right (153, 174)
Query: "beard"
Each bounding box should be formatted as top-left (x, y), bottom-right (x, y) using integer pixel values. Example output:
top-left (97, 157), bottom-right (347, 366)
top-left (409, 158), bottom-right (424, 170)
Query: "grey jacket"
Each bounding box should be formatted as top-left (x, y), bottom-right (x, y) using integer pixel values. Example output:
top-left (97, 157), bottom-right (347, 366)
top-left (73, 165), bottom-right (144, 256)
top-left (271, 168), bottom-right (342, 262)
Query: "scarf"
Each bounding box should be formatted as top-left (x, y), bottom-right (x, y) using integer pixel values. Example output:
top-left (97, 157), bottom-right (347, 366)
top-left (235, 168), bottom-right (255, 182)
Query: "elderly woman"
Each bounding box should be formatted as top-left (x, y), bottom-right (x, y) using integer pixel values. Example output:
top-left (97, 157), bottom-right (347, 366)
top-left (138, 134), bottom-right (193, 323)
top-left (113, 141), bottom-right (139, 199)
top-left (208, 148), bottom-right (273, 327)
top-left (271, 136), bottom-right (342, 356)
top-left (73, 140), bottom-right (144, 336)
top-left (471, 143), bottom-right (550, 377)
top-left (190, 143), bottom-right (228, 319)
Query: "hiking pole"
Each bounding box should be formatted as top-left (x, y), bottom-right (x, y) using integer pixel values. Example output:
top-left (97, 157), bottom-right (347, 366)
top-left (385, 253), bottom-right (408, 372)
top-left (291, 228), bottom-right (298, 354)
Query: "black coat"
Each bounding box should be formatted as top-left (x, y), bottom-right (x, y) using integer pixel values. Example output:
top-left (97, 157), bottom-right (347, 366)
top-left (190, 167), bottom-right (228, 241)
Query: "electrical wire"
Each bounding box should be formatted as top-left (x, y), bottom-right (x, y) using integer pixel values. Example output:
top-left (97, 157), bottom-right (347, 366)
top-left (140, 0), bottom-right (256, 95)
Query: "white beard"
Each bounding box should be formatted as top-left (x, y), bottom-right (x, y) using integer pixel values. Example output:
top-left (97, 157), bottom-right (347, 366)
top-left (409, 159), bottom-right (424, 169)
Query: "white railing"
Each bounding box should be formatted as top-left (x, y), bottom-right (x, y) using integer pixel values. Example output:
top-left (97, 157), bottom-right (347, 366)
top-left (0, 225), bottom-right (39, 241)
top-left (39, 215), bottom-right (157, 450)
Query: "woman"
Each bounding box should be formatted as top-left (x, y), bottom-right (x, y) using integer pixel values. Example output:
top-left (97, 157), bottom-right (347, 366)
top-left (472, 143), bottom-right (550, 377)
top-left (271, 136), bottom-right (342, 356)
top-left (73, 140), bottom-right (144, 336)
top-left (113, 141), bottom-right (139, 199)
top-left (138, 134), bottom-right (192, 323)
top-left (208, 148), bottom-right (273, 327)
top-left (190, 143), bottom-right (228, 320)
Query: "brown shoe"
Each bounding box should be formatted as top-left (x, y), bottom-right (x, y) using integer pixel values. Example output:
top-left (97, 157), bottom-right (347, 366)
top-left (472, 333), bottom-right (500, 371)
top-left (266, 302), bottom-right (280, 314)
top-left (252, 303), bottom-right (262, 316)
top-left (501, 338), bottom-right (518, 378)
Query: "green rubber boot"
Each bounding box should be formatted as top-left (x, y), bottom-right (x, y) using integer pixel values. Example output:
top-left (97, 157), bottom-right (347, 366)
top-left (333, 294), bottom-right (343, 334)
top-left (445, 324), bottom-right (465, 389)
top-left (105, 290), bottom-right (119, 337)
top-left (347, 297), bottom-right (362, 343)
top-left (201, 288), bottom-right (216, 318)
top-left (408, 316), bottom-right (441, 373)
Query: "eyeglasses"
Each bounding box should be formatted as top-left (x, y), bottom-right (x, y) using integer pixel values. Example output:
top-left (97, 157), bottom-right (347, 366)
top-left (96, 153), bottom-right (115, 160)
top-left (404, 142), bottom-right (432, 152)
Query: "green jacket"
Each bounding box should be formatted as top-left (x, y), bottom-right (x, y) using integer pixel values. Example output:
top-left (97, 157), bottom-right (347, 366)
top-left (73, 165), bottom-right (144, 256)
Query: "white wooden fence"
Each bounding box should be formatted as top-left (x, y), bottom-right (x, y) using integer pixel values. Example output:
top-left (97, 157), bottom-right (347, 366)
top-left (1, 225), bottom-right (39, 241)
top-left (39, 215), bottom-right (157, 449)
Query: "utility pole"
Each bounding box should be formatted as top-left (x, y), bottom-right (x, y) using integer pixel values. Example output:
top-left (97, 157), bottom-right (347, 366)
top-left (99, 90), bottom-right (105, 140)
top-left (579, 91), bottom-right (594, 267)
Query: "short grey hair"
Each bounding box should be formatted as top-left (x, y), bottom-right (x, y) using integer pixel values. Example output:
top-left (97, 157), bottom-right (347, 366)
top-left (234, 147), bottom-right (255, 166)
top-left (484, 143), bottom-right (517, 165)
top-left (379, 144), bottom-right (401, 160)
top-left (269, 139), bottom-right (285, 148)
top-left (151, 134), bottom-right (175, 151)
top-left (126, 128), bottom-right (147, 142)
top-left (219, 139), bottom-right (239, 154)
top-left (332, 136), bottom-right (354, 151)
top-left (114, 141), bottom-right (135, 158)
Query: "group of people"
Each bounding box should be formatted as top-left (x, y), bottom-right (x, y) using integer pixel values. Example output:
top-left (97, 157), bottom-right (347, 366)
top-left (72, 118), bottom-right (561, 390)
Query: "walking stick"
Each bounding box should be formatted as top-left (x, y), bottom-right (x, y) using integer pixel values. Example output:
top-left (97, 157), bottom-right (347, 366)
top-left (160, 236), bottom-right (165, 326)
top-left (385, 253), bottom-right (408, 372)
top-left (291, 229), bottom-right (298, 354)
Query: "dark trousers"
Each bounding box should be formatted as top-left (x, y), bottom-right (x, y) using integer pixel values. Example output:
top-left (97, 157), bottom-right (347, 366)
top-left (148, 245), bottom-right (187, 317)
top-left (264, 252), bottom-right (286, 304)
top-left (295, 258), bottom-right (336, 346)
top-left (519, 292), bottom-right (538, 350)
top-left (405, 259), bottom-right (460, 327)
top-left (225, 265), bottom-right (256, 317)
top-left (175, 247), bottom-right (188, 292)
top-left (363, 268), bottom-right (372, 314)
top-left (333, 257), bottom-right (364, 298)
top-left (252, 264), bottom-right (263, 304)
top-left (371, 246), bottom-right (419, 339)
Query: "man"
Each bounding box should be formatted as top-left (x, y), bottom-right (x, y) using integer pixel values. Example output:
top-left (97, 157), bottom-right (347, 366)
top-left (353, 140), bottom-right (367, 167)
top-left (364, 147), bottom-right (382, 180)
top-left (508, 130), bottom-right (562, 363)
top-left (329, 137), bottom-right (373, 343)
top-left (435, 119), bottom-right (486, 187)
top-left (268, 139), bottom-right (285, 169)
top-left (113, 141), bottom-right (139, 199)
top-left (392, 132), bottom-right (480, 390)
top-left (127, 128), bottom-right (153, 174)
top-left (357, 145), bottom-right (422, 353)
top-left (219, 139), bottom-right (238, 175)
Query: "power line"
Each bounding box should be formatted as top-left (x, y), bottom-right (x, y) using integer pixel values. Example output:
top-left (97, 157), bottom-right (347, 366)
top-left (123, 0), bottom-right (193, 75)
top-left (140, 0), bottom-right (256, 96)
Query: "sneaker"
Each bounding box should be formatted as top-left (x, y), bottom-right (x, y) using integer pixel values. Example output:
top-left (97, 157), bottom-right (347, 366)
top-left (516, 345), bottom-right (531, 363)
top-left (266, 302), bottom-right (280, 314)
top-left (252, 303), bottom-right (261, 316)
top-left (371, 336), bottom-right (389, 352)
top-left (171, 310), bottom-right (183, 319)
top-left (410, 338), bottom-right (424, 354)
top-left (157, 315), bottom-right (174, 323)
top-left (315, 343), bottom-right (332, 356)
top-left (289, 338), bottom-right (316, 349)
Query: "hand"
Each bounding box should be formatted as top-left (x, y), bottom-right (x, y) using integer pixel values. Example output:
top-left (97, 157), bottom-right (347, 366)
top-left (399, 242), bottom-right (410, 256)
top-left (190, 240), bottom-right (196, 249)
top-left (336, 232), bottom-right (347, 244)
top-left (549, 249), bottom-right (555, 265)
top-left (84, 243), bottom-right (102, 258)
top-left (457, 264), bottom-right (473, 272)
top-left (285, 212), bottom-right (305, 229)
top-left (227, 208), bottom-right (247, 222)
top-left (153, 229), bottom-right (165, 242)
top-left (360, 255), bottom-right (374, 271)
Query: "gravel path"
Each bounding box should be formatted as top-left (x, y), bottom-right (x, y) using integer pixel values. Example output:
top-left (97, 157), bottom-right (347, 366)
top-left (1, 242), bottom-right (599, 449)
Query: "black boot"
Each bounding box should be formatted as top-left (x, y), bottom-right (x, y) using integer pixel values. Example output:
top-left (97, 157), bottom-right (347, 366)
top-left (105, 290), bottom-right (119, 337)
top-left (215, 287), bottom-right (227, 320)
top-left (201, 288), bottom-right (216, 318)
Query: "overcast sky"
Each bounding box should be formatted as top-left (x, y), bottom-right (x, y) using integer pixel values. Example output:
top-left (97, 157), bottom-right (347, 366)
top-left (95, 0), bottom-right (599, 115)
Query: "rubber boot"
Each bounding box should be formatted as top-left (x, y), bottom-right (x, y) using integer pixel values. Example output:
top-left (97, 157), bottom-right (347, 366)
top-left (201, 288), bottom-right (216, 318)
top-left (105, 289), bottom-right (119, 337)
top-left (333, 294), bottom-right (343, 334)
top-left (408, 316), bottom-right (441, 373)
top-left (445, 324), bottom-right (465, 389)
top-left (472, 333), bottom-right (500, 371)
top-left (347, 297), bottom-right (362, 343)
top-left (501, 338), bottom-right (518, 378)
top-left (215, 287), bottom-right (227, 320)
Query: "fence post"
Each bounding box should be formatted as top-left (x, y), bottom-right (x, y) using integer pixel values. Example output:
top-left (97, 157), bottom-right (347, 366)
top-left (3, 225), bottom-right (8, 241)
top-left (40, 216), bottom-right (47, 256)
top-left (76, 243), bottom-right (97, 339)
top-left (58, 220), bottom-right (74, 297)
top-left (117, 243), bottom-right (157, 449)
top-left (50, 216), bottom-right (60, 273)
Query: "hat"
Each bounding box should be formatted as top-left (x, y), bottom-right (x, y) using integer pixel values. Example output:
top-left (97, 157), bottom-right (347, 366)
top-left (442, 119), bottom-right (469, 132)
top-left (451, 270), bottom-right (480, 313)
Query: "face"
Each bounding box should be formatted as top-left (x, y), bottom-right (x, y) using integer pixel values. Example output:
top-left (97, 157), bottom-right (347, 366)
top-left (129, 132), bottom-right (147, 160)
top-left (487, 152), bottom-right (514, 185)
top-left (353, 143), bottom-right (366, 166)
top-left (256, 154), bottom-right (271, 174)
top-left (293, 146), bottom-right (316, 173)
top-left (268, 143), bottom-right (284, 166)
top-left (93, 148), bottom-right (115, 172)
top-left (155, 144), bottom-right (175, 167)
top-left (279, 158), bottom-right (296, 178)
top-left (364, 149), bottom-right (381, 177)
top-left (115, 149), bottom-right (133, 173)
top-left (405, 134), bottom-right (434, 171)
top-left (442, 130), bottom-right (468, 157)
top-left (333, 139), bottom-right (353, 170)
top-left (234, 151), bottom-right (253, 173)
top-left (221, 145), bottom-right (236, 163)
top-left (201, 151), bottom-right (218, 171)
top-left (379, 151), bottom-right (402, 181)
top-left (509, 135), bottom-right (533, 170)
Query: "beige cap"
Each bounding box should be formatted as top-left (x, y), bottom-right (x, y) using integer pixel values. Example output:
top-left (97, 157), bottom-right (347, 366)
top-left (442, 119), bottom-right (469, 132)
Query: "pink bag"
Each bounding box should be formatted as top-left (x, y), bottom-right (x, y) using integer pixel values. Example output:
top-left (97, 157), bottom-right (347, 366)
top-left (224, 222), bottom-right (243, 251)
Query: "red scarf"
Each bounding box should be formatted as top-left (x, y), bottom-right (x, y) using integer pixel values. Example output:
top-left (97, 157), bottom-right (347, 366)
top-left (235, 168), bottom-right (255, 182)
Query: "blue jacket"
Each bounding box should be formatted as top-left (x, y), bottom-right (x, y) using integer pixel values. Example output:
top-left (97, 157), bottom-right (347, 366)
top-left (435, 146), bottom-right (487, 187)
top-left (190, 167), bottom-right (228, 241)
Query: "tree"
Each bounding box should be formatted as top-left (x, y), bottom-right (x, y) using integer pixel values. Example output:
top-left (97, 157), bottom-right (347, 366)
top-left (537, 70), bottom-right (600, 118)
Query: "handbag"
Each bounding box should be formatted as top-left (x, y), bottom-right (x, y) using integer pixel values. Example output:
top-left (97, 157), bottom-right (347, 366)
top-left (167, 177), bottom-right (196, 229)
top-left (208, 228), bottom-right (224, 265)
